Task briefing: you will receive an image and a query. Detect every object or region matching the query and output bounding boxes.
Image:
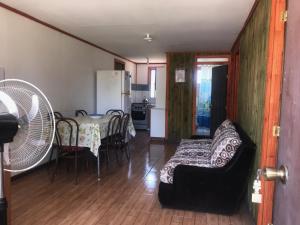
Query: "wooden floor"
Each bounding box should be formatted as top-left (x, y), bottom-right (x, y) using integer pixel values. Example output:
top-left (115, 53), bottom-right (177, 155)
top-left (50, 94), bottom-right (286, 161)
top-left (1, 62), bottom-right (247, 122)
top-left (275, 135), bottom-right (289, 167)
top-left (11, 131), bottom-right (255, 225)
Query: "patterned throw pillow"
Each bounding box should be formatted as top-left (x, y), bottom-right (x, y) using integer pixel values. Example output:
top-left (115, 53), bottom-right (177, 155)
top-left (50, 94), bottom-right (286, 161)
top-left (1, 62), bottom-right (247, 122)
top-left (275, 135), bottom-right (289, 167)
top-left (213, 119), bottom-right (234, 139)
top-left (210, 119), bottom-right (234, 156)
top-left (210, 127), bottom-right (242, 167)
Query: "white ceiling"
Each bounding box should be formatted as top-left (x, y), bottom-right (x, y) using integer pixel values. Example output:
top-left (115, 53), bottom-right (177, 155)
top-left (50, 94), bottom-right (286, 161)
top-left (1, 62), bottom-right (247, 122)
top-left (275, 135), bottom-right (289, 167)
top-left (1, 0), bottom-right (255, 63)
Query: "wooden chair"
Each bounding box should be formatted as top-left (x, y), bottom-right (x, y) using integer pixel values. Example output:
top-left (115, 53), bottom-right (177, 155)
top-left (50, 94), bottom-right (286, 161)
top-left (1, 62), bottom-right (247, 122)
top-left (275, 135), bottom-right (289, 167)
top-left (106, 109), bottom-right (124, 116)
top-left (51, 118), bottom-right (88, 184)
top-left (75, 110), bottom-right (88, 117)
top-left (116, 113), bottom-right (131, 161)
top-left (47, 111), bottom-right (64, 172)
top-left (98, 115), bottom-right (121, 166)
top-left (48, 111), bottom-right (63, 121)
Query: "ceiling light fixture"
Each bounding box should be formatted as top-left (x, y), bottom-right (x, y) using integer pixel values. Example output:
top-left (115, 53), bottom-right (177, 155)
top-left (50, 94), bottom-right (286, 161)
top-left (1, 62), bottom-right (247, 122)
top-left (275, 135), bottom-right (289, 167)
top-left (144, 33), bottom-right (153, 42)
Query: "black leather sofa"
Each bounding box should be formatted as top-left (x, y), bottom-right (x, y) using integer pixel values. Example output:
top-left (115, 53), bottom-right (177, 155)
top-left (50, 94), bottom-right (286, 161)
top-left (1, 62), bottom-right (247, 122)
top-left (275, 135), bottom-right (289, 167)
top-left (158, 123), bottom-right (256, 214)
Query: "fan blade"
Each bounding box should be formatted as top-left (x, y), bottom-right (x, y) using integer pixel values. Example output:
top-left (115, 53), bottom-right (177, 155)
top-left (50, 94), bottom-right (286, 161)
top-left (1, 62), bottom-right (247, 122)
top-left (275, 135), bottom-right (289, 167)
top-left (27, 95), bottom-right (39, 122)
top-left (0, 91), bottom-right (19, 118)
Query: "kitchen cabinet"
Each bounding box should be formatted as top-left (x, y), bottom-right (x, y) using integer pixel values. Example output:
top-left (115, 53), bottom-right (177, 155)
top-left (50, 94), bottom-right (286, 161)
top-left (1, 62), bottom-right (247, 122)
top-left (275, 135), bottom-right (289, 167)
top-left (150, 108), bottom-right (165, 138)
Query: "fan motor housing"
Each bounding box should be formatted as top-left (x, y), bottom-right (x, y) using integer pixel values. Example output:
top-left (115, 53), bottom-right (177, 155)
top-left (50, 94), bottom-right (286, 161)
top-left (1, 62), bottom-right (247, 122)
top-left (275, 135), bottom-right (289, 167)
top-left (0, 114), bottom-right (19, 144)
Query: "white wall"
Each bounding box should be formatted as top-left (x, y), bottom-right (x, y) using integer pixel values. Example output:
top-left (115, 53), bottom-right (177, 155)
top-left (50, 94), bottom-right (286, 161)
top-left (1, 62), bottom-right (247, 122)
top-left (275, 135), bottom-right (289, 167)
top-left (132, 64), bottom-right (166, 103)
top-left (150, 67), bottom-right (166, 138)
top-left (0, 7), bottom-right (136, 117)
top-left (0, 7), bottom-right (137, 175)
top-left (136, 64), bottom-right (165, 84)
top-left (155, 67), bottom-right (167, 108)
top-left (136, 64), bottom-right (149, 84)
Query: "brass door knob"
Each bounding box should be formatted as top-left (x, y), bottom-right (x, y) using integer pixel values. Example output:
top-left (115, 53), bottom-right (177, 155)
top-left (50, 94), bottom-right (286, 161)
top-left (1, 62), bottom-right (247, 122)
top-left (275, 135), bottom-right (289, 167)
top-left (261, 165), bottom-right (288, 184)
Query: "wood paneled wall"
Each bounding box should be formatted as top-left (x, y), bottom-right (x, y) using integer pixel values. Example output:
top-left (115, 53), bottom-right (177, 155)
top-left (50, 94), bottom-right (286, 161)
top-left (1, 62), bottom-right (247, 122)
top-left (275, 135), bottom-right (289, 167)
top-left (227, 51), bottom-right (239, 121)
top-left (237, 0), bottom-right (271, 218)
top-left (166, 53), bottom-right (195, 141)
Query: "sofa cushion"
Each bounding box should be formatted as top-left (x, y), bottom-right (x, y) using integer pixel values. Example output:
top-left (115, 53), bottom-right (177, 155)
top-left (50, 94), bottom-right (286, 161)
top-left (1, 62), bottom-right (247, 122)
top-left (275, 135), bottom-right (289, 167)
top-left (213, 120), bottom-right (233, 138)
top-left (180, 139), bottom-right (212, 145)
top-left (213, 119), bottom-right (235, 139)
top-left (211, 119), bottom-right (234, 154)
top-left (210, 127), bottom-right (242, 167)
top-left (177, 139), bottom-right (212, 156)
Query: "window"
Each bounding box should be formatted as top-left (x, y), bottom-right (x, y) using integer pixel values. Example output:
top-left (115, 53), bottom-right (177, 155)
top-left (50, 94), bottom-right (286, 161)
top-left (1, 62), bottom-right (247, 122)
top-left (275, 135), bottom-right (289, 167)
top-left (149, 68), bottom-right (156, 98)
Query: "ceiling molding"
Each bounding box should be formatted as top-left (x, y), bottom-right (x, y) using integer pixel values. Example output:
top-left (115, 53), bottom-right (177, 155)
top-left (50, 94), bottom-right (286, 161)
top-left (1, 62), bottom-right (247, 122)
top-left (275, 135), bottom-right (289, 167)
top-left (136, 63), bottom-right (167, 65)
top-left (166, 51), bottom-right (231, 55)
top-left (0, 2), bottom-right (137, 64)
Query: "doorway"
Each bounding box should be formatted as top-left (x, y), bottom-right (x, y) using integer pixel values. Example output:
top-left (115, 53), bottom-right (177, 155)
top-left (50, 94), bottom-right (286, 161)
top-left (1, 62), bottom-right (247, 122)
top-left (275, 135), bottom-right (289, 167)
top-left (194, 57), bottom-right (229, 136)
top-left (195, 65), bottom-right (212, 136)
top-left (114, 59), bottom-right (125, 70)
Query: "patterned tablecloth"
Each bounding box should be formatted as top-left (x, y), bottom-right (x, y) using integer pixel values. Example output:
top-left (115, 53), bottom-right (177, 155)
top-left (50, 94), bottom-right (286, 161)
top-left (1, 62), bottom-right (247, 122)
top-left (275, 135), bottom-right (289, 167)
top-left (56, 115), bottom-right (136, 156)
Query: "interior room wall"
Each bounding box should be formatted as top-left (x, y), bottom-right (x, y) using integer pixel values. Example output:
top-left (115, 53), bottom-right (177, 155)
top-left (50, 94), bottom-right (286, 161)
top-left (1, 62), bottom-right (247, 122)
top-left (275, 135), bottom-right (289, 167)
top-left (0, 7), bottom-right (136, 117)
top-left (236, 0), bottom-right (271, 218)
top-left (0, 6), bottom-right (136, 174)
top-left (166, 53), bottom-right (195, 141)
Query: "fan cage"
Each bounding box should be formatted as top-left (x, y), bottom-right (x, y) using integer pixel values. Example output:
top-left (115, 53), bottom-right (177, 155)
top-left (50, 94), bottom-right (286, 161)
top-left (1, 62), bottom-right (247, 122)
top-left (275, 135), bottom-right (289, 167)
top-left (0, 79), bottom-right (55, 172)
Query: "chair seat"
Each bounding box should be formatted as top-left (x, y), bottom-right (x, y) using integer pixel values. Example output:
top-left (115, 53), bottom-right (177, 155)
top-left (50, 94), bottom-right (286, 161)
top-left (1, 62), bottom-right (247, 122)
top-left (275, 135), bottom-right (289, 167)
top-left (100, 137), bottom-right (111, 146)
top-left (61, 146), bottom-right (86, 152)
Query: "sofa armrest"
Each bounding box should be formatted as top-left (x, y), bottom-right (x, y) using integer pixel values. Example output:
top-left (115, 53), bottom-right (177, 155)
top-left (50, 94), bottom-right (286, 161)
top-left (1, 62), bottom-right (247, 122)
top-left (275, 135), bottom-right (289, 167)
top-left (173, 165), bottom-right (230, 186)
top-left (170, 164), bottom-right (248, 214)
top-left (172, 164), bottom-right (247, 193)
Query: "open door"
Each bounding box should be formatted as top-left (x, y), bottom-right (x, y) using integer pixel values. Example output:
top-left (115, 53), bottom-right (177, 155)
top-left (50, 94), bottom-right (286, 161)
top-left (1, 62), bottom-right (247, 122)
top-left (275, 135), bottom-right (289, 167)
top-left (272, 0), bottom-right (300, 224)
top-left (256, 0), bottom-right (286, 225)
top-left (210, 65), bottom-right (228, 136)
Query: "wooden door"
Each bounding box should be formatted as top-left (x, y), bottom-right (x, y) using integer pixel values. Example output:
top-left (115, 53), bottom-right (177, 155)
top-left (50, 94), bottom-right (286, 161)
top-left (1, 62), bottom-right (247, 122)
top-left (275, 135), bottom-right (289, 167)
top-left (272, 0), bottom-right (300, 224)
top-left (257, 0), bottom-right (286, 225)
top-left (210, 65), bottom-right (228, 135)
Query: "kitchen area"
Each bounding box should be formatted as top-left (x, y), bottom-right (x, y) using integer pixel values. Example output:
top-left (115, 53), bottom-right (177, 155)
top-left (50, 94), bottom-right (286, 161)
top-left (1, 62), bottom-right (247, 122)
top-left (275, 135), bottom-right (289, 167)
top-left (131, 64), bottom-right (166, 139)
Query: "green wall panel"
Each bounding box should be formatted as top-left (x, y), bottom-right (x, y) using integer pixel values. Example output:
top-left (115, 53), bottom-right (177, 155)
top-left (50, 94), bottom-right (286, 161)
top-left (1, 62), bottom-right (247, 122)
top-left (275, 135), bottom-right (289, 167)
top-left (167, 53), bottom-right (195, 141)
top-left (237, 0), bottom-right (271, 218)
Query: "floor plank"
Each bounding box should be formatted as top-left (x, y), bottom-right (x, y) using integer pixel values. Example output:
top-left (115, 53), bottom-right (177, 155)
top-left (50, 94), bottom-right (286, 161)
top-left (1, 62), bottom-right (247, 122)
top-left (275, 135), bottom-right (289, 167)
top-left (206, 213), bottom-right (218, 225)
top-left (194, 213), bottom-right (207, 225)
top-left (11, 131), bottom-right (254, 225)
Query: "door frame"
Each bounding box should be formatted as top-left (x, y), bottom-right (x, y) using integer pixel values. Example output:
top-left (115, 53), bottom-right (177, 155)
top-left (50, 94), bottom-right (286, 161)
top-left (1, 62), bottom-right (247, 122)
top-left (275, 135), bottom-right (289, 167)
top-left (114, 58), bottom-right (125, 70)
top-left (257, 0), bottom-right (286, 225)
top-left (192, 55), bottom-right (231, 135)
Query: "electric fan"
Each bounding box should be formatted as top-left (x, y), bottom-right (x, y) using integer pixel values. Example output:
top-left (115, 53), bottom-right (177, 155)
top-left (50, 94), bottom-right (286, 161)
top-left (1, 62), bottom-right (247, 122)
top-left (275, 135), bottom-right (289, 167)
top-left (0, 79), bottom-right (55, 225)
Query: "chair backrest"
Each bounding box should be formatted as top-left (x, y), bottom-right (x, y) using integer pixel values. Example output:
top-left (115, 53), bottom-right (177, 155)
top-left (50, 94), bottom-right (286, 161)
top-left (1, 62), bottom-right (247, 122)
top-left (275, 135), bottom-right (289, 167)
top-left (106, 115), bottom-right (121, 143)
top-left (106, 109), bottom-right (124, 116)
top-left (56, 118), bottom-right (80, 148)
top-left (120, 113), bottom-right (130, 139)
top-left (75, 110), bottom-right (88, 117)
top-left (48, 111), bottom-right (63, 121)
top-left (54, 111), bottom-right (64, 119)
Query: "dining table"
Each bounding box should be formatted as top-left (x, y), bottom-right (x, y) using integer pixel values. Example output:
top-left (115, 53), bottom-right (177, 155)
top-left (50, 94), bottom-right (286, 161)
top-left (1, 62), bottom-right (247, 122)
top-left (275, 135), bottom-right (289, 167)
top-left (56, 114), bottom-right (136, 180)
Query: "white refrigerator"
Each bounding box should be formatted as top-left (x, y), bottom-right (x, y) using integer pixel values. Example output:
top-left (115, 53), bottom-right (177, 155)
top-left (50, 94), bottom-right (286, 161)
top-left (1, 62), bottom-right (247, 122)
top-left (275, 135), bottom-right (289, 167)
top-left (96, 70), bottom-right (131, 114)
